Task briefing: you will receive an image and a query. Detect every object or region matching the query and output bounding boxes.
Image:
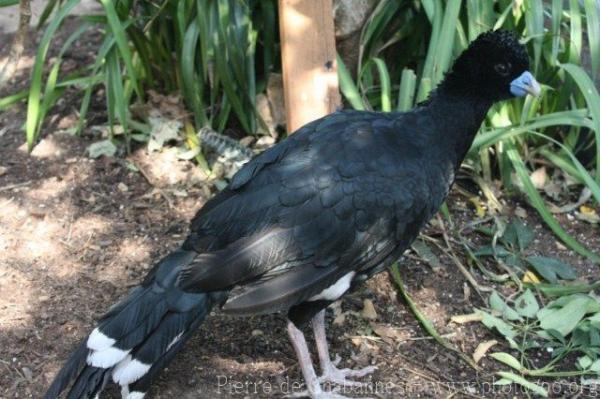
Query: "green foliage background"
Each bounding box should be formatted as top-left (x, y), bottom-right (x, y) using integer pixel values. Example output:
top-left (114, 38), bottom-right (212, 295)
top-left (1, 0), bottom-right (600, 259)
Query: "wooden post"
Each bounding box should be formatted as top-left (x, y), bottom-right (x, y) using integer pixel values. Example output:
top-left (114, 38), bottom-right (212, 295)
top-left (278, 0), bottom-right (341, 133)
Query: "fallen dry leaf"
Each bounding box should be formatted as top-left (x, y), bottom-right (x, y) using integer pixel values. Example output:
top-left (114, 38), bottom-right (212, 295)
top-left (473, 340), bottom-right (498, 364)
top-left (450, 313), bottom-right (483, 324)
top-left (514, 206), bottom-right (528, 219)
top-left (370, 322), bottom-right (405, 344)
top-left (530, 167), bottom-right (547, 189)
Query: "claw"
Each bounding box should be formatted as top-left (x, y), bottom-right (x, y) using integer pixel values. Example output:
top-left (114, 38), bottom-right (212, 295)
top-left (319, 364), bottom-right (377, 387)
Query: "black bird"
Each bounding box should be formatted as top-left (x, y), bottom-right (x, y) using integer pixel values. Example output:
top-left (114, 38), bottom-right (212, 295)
top-left (44, 30), bottom-right (540, 399)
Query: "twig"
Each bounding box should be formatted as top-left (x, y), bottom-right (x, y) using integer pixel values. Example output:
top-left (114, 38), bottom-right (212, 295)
top-left (437, 215), bottom-right (491, 298)
top-left (0, 0), bottom-right (31, 87)
top-left (0, 181), bottom-right (31, 192)
top-left (131, 161), bottom-right (174, 209)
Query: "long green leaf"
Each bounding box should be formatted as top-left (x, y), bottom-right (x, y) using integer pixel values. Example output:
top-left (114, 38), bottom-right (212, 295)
top-left (397, 68), bottom-right (416, 111)
top-left (432, 0), bottom-right (462, 84)
top-left (25, 0), bottom-right (81, 150)
top-left (583, 0), bottom-right (600, 79)
top-left (0, 0), bottom-right (18, 6)
top-left (99, 0), bottom-right (141, 100)
top-left (506, 142), bottom-right (600, 262)
top-left (525, 0), bottom-right (544, 72)
top-left (372, 58), bottom-right (392, 112)
top-left (568, 0), bottom-right (582, 63)
top-left (560, 63), bottom-right (600, 182)
top-left (337, 55), bottom-right (365, 111)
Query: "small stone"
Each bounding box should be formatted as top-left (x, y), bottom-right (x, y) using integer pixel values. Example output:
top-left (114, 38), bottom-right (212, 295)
top-left (117, 182), bottom-right (128, 192)
top-left (360, 299), bottom-right (377, 320)
top-left (0, 166), bottom-right (7, 176)
top-left (251, 329), bottom-right (263, 337)
top-left (22, 367), bottom-right (33, 382)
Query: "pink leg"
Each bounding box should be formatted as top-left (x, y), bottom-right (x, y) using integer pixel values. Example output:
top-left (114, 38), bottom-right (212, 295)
top-left (286, 319), bottom-right (356, 399)
top-left (312, 310), bottom-right (377, 387)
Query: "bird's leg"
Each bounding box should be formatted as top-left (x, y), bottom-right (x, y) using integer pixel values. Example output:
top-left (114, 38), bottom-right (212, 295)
top-left (312, 310), bottom-right (377, 387)
top-left (286, 319), bottom-right (352, 399)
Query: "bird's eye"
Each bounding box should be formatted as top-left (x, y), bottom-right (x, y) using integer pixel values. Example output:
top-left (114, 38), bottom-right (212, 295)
top-left (494, 63), bottom-right (510, 76)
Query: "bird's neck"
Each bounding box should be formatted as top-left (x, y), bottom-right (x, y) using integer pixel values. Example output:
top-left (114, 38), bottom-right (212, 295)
top-left (423, 88), bottom-right (492, 166)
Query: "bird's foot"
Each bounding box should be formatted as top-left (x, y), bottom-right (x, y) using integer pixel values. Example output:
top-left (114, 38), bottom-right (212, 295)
top-left (318, 354), bottom-right (377, 387)
top-left (285, 384), bottom-right (371, 399)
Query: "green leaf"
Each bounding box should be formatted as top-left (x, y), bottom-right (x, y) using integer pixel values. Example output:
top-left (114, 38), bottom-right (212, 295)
top-left (501, 219), bottom-right (534, 251)
top-left (495, 372), bottom-right (548, 397)
top-left (87, 140), bottom-right (117, 158)
top-left (578, 355), bottom-right (593, 370)
top-left (0, 0), bottom-right (19, 6)
top-left (538, 295), bottom-right (592, 336)
top-left (473, 245), bottom-right (511, 258)
top-left (525, 256), bottom-right (577, 284)
top-left (590, 359), bottom-right (600, 373)
top-left (514, 289), bottom-right (539, 318)
top-left (411, 240), bottom-right (442, 270)
top-left (478, 310), bottom-right (518, 340)
top-left (489, 291), bottom-right (522, 321)
top-left (489, 352), bottom-right (523, 371)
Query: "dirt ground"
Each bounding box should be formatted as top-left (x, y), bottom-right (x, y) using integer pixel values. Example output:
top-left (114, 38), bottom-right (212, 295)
top-left (1, 18), bottom-right (600, 399)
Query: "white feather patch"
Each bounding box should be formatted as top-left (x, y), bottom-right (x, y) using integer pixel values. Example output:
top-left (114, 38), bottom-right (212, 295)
top-left (309, 272), bottom-right (356, 301)
top-left (87, 328), bottom-right (116, 351)
top-left (127, 392), bottom-right (145, 399)
top-left (112, 355), bottom-right (151, 385)
top-left (87, 346), bottom-right (130, 368)
top-left (166, 332), bottom-right (184, 352)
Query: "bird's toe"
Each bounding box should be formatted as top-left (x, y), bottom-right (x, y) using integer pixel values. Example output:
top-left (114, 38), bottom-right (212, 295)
top-left (318, 364), bottom-right (377, 387)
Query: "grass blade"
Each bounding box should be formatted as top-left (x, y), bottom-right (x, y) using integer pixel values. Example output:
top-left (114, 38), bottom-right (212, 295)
top-left (99, 0), bottom-right (141, 100)
top-left (26, 0), bottom-right (81, 150)
top-left (583, 0), bottom-right (600, 79)
top-left (568, 0), bottom-right (582, 63)
top-left (337, 54), bottom-right (365, 110)
top-left (397, 68), bottom-right (416, 112)
top-left (432, 0), bottom-right (461, 84)
top-left (390, 263), bottom-right (480, 370)
top-left (372, 58), bottom-right (392, 112)
top-left (525, 0), bottom-right (544, 72)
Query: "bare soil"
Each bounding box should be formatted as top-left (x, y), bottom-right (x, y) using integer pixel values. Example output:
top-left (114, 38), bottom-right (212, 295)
top-left (1, 18), bottom-right (599, 399)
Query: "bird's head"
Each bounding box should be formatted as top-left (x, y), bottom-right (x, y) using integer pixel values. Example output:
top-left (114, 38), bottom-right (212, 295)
top-left (443, 30), bottom-right (541, 102)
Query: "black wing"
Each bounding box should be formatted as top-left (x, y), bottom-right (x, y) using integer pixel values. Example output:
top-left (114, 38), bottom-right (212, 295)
top-left (178, 110), bottom-right (434, 314)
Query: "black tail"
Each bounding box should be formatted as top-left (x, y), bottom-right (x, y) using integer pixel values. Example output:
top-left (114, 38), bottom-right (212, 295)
top-left (43, 249), bottom-right (227, 399)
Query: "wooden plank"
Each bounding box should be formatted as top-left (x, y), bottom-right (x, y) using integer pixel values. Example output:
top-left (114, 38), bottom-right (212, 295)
top-left (278, 0), bottom-right (341, 133)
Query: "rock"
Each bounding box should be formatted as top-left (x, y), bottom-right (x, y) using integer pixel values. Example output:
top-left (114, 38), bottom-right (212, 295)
top-left (333, 0), bottom-right (377, 39)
